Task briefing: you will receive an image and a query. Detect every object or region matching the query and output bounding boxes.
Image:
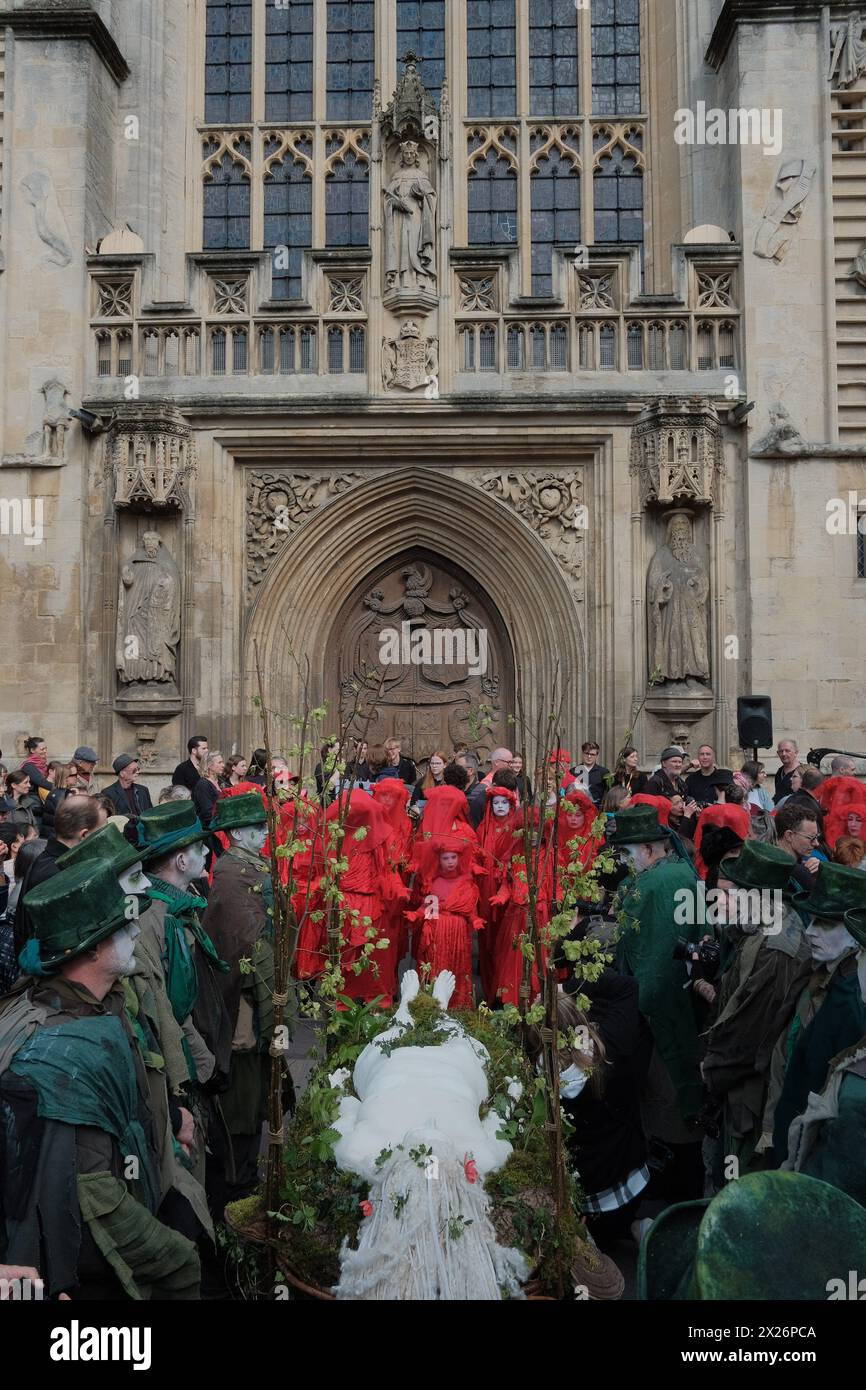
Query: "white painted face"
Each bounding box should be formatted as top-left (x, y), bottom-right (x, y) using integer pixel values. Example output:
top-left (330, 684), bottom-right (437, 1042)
top-left (620, 843), bottom-right (653, 874)
top-left (104, 920), bottom-right (140, 977)
top-left (805, 920), bottom-right (858, 964)
top-left (439, 850), bottom-right (459, 873)
top-left (491, 795), bottom-right (511, 819)
top-left (565, 810), bottom-right (585, 831)
top-left (180, 841), bottom-right (207, 881)
top-left (231, 824), bottom-right (268, 853)
top-left (117, 861), bottom-right (151, 897)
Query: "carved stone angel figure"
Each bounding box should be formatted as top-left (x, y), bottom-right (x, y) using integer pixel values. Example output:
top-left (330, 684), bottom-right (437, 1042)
top-left (116, 532), bottom-right (181, 685)
top-left (384, 140), bottom-right (437, 291)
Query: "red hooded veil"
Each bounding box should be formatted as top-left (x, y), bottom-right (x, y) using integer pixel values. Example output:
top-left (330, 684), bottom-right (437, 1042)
top-left (693, 803), bottom-right (751, 879)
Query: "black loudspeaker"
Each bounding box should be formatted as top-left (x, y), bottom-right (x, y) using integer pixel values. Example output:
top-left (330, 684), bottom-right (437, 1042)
top-left (737, 696), bottom-right (773, 750)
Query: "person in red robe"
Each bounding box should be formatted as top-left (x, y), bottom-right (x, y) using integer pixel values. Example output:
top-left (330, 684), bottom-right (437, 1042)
top-left (405, 832), bottom-right (483, 1010)
top-left (371, 777), bottom-right (413, 982)
top-left (476, 785), bottom-right (522, 1000)
top-left (321, 791), bottom-right (392, 1005)
top-left (824, 798), bottom-right (866, 853)
top-left (691, 803), bottom-right (751, 879)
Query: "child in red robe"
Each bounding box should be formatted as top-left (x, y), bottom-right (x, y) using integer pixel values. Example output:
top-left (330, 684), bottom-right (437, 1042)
top-left (406, 832), bottom-right (483, 1010)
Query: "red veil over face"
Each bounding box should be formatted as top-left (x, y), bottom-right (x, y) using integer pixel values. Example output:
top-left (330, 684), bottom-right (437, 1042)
top-left (630, 792), bottom-right (673, 826)
top-left (816, 776), bottom-right (866, 817)
top-left (412, 784), bottom-right (478, 877)
top-left (825, 799), bottom-right (866, 851)
top-left (692, 803), bottom-right (751, 879)
top-left (371, 777), bottom-right (412, 860)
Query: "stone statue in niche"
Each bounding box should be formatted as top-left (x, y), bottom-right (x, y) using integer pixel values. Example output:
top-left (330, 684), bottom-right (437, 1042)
top-left (116, 531), bottom-right (181, 686)
top-left (754, 158), bottom-right (816, 262)
top-left (384, 140), bottom-right (437, 293)
top-left (647, 512), bottom-right (710, 687)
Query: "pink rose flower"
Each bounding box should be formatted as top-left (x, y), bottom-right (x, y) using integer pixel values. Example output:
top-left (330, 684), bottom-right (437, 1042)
top-left (463, 1156), bottom-right (478, 1184)
top-left (359, 1200), bottom-right (373, 1218)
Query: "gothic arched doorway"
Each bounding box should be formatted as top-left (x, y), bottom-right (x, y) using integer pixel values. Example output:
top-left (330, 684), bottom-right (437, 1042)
top-left (325, 550), bottom-right (514, 765)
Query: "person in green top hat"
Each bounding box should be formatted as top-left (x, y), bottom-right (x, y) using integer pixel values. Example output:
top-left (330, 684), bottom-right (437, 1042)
top-left (50, 815), bottom-right (216, 1245)
top-left (701, 840), bottom-right (813, 1171)
top-left (607, 806), bottom-right (705, 1199)
top-left (772, 860), bottom-right (866, 1163)
top-left (130, 801), bottom-right (233, 1222)
top-left (201, 791), bottom-right (277, 1199)
top-left (0, 860), bottom-right (200, 1299)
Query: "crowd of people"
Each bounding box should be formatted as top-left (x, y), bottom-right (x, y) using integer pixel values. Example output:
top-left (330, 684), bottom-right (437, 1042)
top-left (0, 726), bottom-right (864, 1300)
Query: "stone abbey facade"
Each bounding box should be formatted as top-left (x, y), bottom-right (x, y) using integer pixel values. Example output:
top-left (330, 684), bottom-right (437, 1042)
top-left (0, 0), bottom-right (864, 779)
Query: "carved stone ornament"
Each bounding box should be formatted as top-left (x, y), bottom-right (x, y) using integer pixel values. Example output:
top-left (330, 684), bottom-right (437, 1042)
top-left (382, 320), bottom-right (438, 391)
top-left (380, 51), bottom-right (439, 145)
top-left (1, 378), bottom-right (71, 468)
top-left (750, 403), bottom-right (866, 459)
top-left (106, 404), bottom-right (196, 510)
top-left (245, 470), bottom-right (367, 600)
top-left (20, 168), bottom-right (72, 268)
top-left (754, 157), bottom-right (816, 262)
top-left (630, 399), bottom-right (724, 509)
top-left (829, 13), bottom-right (866, 87)
top-left (476, 470), bottom-right (586, 595)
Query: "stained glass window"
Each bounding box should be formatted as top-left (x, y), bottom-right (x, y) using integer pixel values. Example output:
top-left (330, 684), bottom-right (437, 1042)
top-left (266, 1), bottom-right (314, 122)
top-left (327, 2), bottom-right (375, 121)
top-left (397, 2), bottom-right (446, 105)
top-left (530, 145), bottom-right (581, 295)
top-left (592, 0), bottom-right (641, 116)
top-left (203, 148), bottom-right (251, 249)
top-left (205, 0), bottom-right (252, 124)
top-left (326, 146), bottom-right (370, 245)
top-left (467, 1), bottom-right (517, 118)
top-left (468, 150), bottom-right (519, 246)
top-left (529, 0), bottom-right (579, 117)
top-left (264, 142), bottom-right (313, 300)
top-left (593, 132), bottom-right (643, 244)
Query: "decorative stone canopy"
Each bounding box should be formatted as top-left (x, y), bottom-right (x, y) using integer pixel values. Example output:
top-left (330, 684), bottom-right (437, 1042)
top-left (105, 403), bottom-right (196, 511)
top-left (630, 398), bottom-right (723, 509)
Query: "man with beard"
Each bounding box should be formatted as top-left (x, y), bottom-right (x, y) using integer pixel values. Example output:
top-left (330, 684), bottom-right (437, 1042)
top-left (0, 861), bottom-right (200, 1298)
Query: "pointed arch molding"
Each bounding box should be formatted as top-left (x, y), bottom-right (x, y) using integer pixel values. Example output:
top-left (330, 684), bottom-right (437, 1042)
top-left (241, 466), bottom-right (592, 752)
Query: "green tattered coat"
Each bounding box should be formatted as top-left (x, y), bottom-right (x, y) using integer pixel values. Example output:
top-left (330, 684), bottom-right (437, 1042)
top-left (617, 854), bottom-right (703, 1126)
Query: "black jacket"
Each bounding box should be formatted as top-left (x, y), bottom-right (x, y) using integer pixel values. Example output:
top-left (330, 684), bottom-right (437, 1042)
top-left (561, 969), bottom-right (651, 1194)
top-left (566, 764), bottom-right (609, 807)
top-left (12, 837), bottom-right (69, 952)
top-left (645, 769), bottom-right (686, 799)
top-left (171, 759), bottom-right (202, 792)
top-left (685, 768), bottom-right (730, 808)
top-left (102, 780), bottom-right (153, 820)
top-left (193, 778), bottom-right (220, 826)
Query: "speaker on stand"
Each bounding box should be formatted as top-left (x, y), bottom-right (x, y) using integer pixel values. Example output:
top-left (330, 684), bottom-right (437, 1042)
top-left (737, 696), bottom-right (773, 762)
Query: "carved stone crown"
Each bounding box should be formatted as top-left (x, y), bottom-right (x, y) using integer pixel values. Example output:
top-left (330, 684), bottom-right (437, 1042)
top-left (630, 398), bottom-right (723, 509)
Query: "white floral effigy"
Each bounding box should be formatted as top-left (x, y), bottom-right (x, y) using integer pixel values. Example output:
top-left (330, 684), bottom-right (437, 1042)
top-left (330, 970), bottom-right (528, 1300)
